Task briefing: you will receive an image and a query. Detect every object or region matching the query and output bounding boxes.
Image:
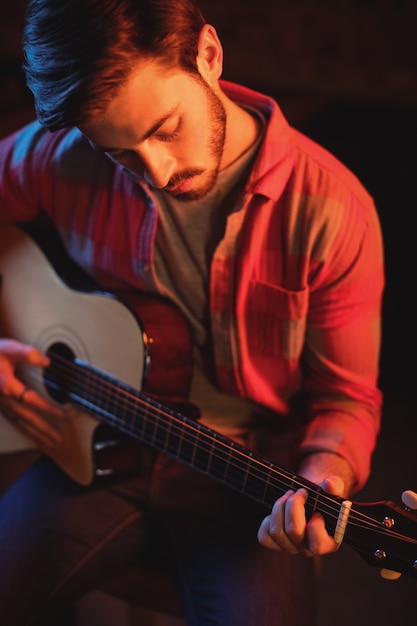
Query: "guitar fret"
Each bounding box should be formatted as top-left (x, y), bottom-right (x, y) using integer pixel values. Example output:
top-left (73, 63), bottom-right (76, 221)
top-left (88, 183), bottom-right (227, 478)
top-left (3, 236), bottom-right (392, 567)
top-left (142, 411), bottom-right (157, 444)
top-left (175, 424), bottom-right (199, 465)
top-left (56, 359), bottom-right (347, 545)
top-left (241, 459), bottom-right (269, 503)
top-left (205, 432), bottom-right (228, 480)
top-left (67, 361), bottom-right (291, 506)
top-left (192, 435), bottom-right (215, 474)
top-left (164, 427), bottom-right (182, 456)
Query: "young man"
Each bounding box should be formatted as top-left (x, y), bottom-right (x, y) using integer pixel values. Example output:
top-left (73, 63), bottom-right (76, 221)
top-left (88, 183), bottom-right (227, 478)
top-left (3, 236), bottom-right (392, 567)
top-left (0, 0), bottom-right (384, 624)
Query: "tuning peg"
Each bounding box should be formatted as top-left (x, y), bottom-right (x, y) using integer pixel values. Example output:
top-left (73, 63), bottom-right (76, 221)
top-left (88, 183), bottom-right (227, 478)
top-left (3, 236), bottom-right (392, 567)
top-left (380, 568), bottom-right (402, 581)
top-left (401, 490), bottom-right (417, 510)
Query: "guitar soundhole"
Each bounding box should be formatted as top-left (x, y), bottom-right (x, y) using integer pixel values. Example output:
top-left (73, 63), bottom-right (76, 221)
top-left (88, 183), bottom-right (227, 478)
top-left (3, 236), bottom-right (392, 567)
top-left (45, 342), bottom-right (75, 404)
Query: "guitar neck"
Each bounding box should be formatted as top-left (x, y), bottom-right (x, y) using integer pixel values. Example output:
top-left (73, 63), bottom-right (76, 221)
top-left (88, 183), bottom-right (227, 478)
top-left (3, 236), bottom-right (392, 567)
top-left (45, 351), bottom-right (340, 532)
top-left (45, 350), bottom-right (417, 581)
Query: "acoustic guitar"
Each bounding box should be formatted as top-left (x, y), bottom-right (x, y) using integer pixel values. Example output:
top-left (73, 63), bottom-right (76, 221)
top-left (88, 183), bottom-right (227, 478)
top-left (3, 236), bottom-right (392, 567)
top-left (0, 224), bottom-right (416, 580)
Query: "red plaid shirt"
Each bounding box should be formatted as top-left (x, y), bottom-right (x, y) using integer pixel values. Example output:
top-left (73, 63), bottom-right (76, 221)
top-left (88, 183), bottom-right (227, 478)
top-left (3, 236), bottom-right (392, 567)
top-left (0, 81), bottom-right (384, 488)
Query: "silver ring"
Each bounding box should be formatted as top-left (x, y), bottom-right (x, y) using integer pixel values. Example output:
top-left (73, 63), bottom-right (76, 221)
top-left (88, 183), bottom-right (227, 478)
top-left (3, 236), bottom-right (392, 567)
top-left (17, 386), bottom-right (30, 403)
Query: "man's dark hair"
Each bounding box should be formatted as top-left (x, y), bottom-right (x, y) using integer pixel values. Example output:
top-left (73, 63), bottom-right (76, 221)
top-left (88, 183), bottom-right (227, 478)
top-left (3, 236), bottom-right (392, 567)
top-left (23, 0), bottom-right (206, 130)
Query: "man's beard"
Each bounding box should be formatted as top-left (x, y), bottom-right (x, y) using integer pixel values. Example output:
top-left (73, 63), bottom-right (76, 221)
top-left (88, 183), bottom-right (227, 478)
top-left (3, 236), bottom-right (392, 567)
top-left (165, 77), bottom-right (227, 202)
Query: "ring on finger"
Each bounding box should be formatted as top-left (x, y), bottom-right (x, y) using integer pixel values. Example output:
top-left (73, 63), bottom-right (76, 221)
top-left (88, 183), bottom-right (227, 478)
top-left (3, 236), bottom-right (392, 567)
top-left (17, 386), bottom-right (30, 404)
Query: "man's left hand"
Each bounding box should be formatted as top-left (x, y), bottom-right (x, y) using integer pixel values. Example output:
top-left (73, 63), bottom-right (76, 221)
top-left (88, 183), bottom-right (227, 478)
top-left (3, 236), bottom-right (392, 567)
top-left (257, 475), bottom-right (345, 556)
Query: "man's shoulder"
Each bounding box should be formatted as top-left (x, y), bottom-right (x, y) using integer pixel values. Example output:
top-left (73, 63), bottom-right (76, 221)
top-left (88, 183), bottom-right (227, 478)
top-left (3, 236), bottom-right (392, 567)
top-left (1, 119), bottom-right (87, 161)
top-left (291, 129), bottom-right (372, 207)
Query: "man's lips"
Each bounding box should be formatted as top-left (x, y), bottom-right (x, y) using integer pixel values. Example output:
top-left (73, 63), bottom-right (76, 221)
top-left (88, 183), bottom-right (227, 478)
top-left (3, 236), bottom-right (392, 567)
top-left (165, 177), bottom-right (195, 195)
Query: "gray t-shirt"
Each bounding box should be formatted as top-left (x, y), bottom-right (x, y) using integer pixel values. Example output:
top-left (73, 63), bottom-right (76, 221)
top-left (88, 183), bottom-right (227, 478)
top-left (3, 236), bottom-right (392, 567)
top-left (152, 118), bottom-right (266, 442)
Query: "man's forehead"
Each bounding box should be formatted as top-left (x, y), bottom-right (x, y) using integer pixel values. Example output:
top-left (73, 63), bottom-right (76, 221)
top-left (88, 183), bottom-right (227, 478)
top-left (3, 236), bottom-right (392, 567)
top-left (83, 104), bottom-right (180, 152)
top-left (80, 68), bottom-right (185, 147)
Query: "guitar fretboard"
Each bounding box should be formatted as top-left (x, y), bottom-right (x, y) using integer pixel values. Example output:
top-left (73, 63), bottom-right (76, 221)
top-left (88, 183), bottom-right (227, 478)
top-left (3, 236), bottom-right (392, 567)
top-left (45, 351), bottom-right (337, 530)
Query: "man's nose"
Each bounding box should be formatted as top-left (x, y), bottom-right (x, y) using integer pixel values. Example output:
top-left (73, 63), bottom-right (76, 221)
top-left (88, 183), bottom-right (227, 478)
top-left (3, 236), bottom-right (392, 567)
top-left (139, 145), bottom-right (176, 189)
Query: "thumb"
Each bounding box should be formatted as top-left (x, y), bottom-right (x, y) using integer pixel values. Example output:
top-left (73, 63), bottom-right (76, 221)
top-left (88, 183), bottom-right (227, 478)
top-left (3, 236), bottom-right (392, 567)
top-left (320, 475), bottom-right (345, 497)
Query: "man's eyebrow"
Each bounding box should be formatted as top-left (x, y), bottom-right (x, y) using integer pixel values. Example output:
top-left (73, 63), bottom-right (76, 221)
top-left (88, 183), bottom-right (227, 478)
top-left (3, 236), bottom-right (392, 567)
top-left (94, 105), bottom-right (179, 153)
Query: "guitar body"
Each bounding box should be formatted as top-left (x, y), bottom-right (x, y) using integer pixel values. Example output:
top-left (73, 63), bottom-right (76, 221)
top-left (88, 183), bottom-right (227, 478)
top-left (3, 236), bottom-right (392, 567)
top-left (0, 225), bottom-right (192, 484)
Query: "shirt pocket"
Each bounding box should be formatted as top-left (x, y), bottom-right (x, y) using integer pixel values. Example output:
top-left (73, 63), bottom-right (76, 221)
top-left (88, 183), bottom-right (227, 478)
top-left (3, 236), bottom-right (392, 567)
top-left (244, 281), bottom-right (309, 360)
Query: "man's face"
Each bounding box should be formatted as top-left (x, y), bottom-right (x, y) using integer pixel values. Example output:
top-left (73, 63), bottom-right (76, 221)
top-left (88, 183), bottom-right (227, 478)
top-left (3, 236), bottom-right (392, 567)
top-left (81, 59), bottom-right (227, 201)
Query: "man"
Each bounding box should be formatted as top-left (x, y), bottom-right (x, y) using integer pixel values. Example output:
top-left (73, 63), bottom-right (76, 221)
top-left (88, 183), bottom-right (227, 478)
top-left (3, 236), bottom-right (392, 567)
top-left (0, 0), bottom-right (384, 624)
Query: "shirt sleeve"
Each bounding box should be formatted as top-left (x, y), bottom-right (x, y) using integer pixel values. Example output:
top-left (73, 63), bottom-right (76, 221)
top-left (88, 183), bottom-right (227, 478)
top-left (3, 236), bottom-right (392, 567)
top-left (297, 187), bottom-right (384, 490)
top-left (0, 120), bottom-right (49, 223)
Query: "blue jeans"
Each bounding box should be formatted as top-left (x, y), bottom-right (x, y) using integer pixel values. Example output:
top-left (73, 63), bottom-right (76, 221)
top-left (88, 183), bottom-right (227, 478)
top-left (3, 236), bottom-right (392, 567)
top-left (0, 446), bottom-right (317, 626)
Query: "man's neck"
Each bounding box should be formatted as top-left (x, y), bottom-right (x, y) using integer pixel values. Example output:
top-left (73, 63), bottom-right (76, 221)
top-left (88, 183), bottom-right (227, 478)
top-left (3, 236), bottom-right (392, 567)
top-left (221, 95), bottom-right (263, 170)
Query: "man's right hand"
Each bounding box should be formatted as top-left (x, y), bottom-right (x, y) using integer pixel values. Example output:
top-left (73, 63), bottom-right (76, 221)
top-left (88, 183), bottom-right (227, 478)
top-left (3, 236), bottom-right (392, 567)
top-left (0, 338), bottom-right (65, 447)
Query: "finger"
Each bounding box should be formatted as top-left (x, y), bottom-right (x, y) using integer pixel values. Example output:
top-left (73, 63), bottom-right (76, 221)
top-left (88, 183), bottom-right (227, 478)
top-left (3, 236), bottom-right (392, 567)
top-left (269, 491), bottom-right (299, 553)
top-left (306, 512), bottom-right (340, 555)
top-left (2, 384), bottom-right (66, 421)
top-left (13, 386), bottom-right (65, 420)
top-left (17, 389), bottom-right (64, 443)
top-left (10, 414), bottom-right (61, 448)
top-left (8, 400), bottom-right (63, 447)
top-left (1, 401), bottom-right (61, 448)
top-left (0, 339), bottom-right (49, 367)
top-left (2, 386), bottom-right (65, 447)
top-left (284, 488), bottom-right (309, 546)
top-left (320, 475), bottom-right (345, 497)
top-left (257, 515), bottom-right (282, 551)
top-left (260, 491), bottom-right (301, 554)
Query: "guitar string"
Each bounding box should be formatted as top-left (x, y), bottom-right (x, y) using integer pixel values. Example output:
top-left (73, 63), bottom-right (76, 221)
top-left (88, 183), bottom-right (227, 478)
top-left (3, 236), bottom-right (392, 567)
top-left (26, 363), bottom-right (417, 547)
top-left (23, 361), bottom-right (417, 544)
top-left (25, 361), bottom-right (417, 543)
top-left (24, 363), bottom-right (348, 527)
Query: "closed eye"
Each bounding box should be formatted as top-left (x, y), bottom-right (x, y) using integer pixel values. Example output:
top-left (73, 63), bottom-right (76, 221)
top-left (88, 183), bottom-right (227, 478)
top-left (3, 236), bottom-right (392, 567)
top-left (156, 118), bottom-right (182, 142)
top-left (105, 150), bottom-right (130, 161)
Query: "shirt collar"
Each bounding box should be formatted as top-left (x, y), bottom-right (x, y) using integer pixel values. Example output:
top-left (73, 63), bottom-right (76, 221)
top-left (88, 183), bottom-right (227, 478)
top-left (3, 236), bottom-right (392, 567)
top-left (221, 80), bottom-right (296, 200)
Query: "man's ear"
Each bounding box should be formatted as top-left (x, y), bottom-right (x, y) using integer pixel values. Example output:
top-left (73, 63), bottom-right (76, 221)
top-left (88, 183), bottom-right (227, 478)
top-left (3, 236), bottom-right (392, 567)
top-left (196, 24), bottom-right (223, 83)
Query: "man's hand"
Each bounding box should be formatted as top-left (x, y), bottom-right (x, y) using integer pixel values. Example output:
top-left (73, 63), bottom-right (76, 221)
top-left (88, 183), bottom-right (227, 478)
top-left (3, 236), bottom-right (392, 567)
top-left (257, 453), bottom-right (355, 556)
top-left (0, 338), bottom-right (65, 447)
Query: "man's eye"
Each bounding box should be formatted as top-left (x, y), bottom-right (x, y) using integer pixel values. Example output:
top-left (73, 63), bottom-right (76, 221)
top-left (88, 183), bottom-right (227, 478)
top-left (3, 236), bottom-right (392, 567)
top-left (106, 150), bottom-right (129, 161)
top-left (157, 131), bottom-right (179, 142)
top-left (156, 119), bottom-right (182, 142)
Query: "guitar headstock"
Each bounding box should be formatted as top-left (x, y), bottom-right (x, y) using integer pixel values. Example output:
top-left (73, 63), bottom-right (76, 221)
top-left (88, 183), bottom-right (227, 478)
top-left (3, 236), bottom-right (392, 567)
top-left (344, 490), bottom-right (417, 580)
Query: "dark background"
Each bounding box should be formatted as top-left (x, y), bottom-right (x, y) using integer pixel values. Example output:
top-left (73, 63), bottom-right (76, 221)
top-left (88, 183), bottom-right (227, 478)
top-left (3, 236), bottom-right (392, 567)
top-left (1, 1), bottom-right (416, 624)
